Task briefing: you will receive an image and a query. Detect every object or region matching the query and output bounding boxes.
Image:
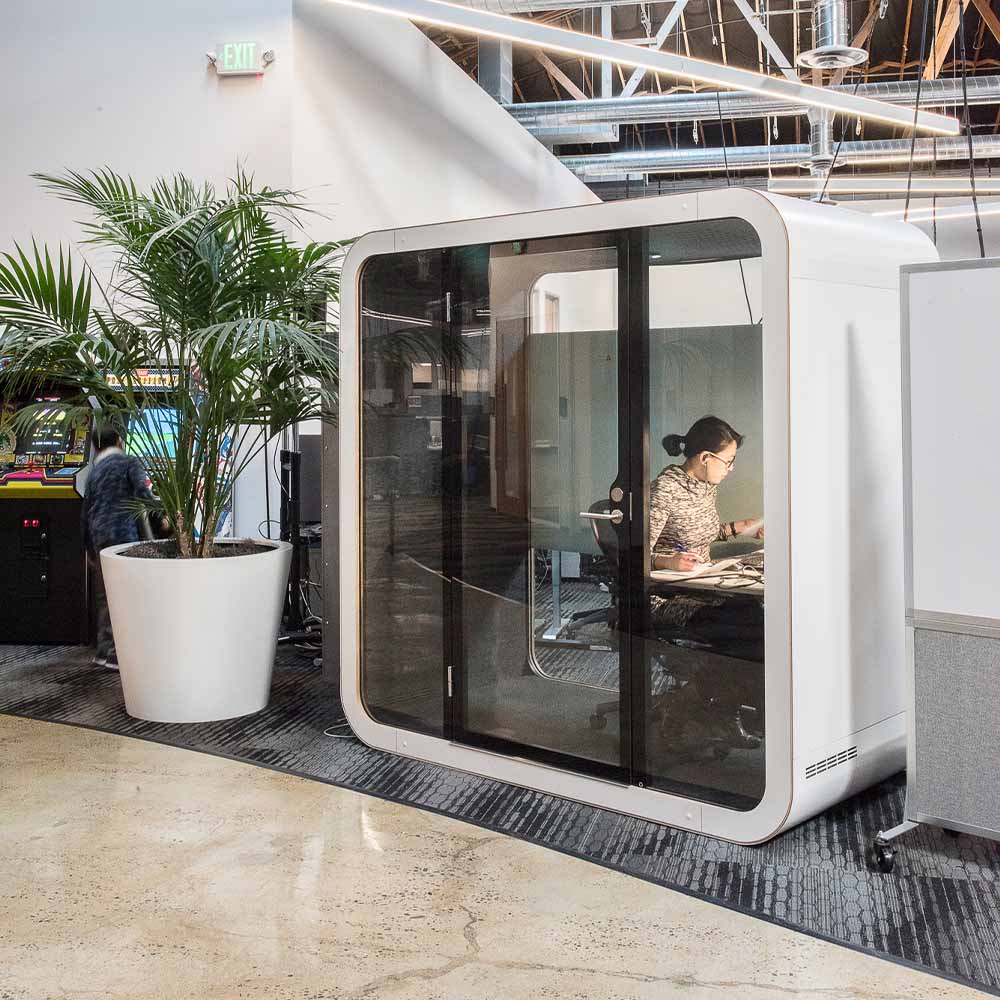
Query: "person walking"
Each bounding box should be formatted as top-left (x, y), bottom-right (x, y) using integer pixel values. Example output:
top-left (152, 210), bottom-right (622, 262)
top-left (82, 426), bottom-right (157, 669)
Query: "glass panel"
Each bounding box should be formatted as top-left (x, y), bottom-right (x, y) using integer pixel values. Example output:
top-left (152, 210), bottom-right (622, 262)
top-left (359, 250), bottom-right (448, 736)
top-left (642, 219), bottom-right (766, 811)
top-left (452, 235), bottom-right (625, 774)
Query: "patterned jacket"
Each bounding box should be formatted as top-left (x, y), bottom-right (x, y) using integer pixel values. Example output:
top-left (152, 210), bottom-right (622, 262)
top-left (81, 448), bottom-right (155, 554)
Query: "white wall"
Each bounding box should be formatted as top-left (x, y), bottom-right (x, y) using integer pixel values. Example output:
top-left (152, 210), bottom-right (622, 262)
top-left (290, 0), bottom-right (597, 242)
top-left (1, 0), bottom-right (295, 256)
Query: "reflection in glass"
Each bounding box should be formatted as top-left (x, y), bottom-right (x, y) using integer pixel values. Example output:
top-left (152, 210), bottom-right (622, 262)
top-left (359, 235), bottom-right (628, 777)
top-left (359, 250), bottom-right (449, 736)
top-left (454, 237), bottom-right (625, 774)
top-left (643, 219), bottom-right (766, 811)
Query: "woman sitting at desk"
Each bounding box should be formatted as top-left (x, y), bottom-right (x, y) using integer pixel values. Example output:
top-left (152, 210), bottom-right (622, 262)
top-left (649, 415), bottom-right (764, 750)
top-left (651, 415), bottom-right (762, 574)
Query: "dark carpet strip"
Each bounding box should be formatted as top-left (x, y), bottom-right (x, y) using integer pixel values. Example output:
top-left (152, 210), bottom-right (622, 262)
top-left (2, 643), bottom-right (999, 995)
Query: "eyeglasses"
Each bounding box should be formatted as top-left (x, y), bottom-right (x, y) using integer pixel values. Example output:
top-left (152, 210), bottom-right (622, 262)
top-left (705, 451), bottom-right (736, 470)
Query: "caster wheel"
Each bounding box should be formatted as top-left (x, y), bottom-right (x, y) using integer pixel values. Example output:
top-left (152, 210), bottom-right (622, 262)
top-left (589, 713), bottom-right (607, 731)
top-left (712, 745), bottom-right (731, 761)
top-left (871, 841), bottom-right (896, 873)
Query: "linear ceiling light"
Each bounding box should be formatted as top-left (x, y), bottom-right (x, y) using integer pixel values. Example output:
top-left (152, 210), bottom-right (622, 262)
top-left (770, 176), bottom-right (1000, 195)
top-left (325, 0), bottom-right (960, 135)
top-left (872, 201), bottom-right (1000, 221)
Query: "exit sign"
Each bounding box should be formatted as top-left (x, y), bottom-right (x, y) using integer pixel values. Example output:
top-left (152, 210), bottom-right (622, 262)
top-left (208, 41), bottom-right (274, 76)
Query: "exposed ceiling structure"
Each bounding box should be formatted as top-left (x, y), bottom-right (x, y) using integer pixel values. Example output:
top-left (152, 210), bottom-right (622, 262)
top-left (422, 0), bottom-right (1000, 202)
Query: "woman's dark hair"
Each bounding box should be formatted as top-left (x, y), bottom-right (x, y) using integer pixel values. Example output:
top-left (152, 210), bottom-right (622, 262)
top-left (91, 425), bottom-right (123, 452)
top-left (663, 415), bottom-right (744, 458)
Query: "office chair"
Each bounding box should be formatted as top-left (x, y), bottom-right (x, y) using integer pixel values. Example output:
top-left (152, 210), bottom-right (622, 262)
top-left (562, 500), bottom-right (622, 638)
top-left (582, 499), bottom-right (762, 757)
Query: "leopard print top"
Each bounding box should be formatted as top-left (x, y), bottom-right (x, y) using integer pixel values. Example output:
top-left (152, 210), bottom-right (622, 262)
top-left (648, 465), bottom-right (747, 628)
top-left (649, 464), bottom-right (733, 563)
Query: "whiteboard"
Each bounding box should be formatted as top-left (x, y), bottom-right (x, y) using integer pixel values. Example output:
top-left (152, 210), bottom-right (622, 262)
top-left (905, 261), bottom-right (1000, 620)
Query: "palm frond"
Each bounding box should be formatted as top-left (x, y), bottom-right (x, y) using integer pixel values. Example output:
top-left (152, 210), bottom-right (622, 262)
top-left (1, 168), bottom-right (367, 557)
top-left (0, 242), bottom-right (92, 338)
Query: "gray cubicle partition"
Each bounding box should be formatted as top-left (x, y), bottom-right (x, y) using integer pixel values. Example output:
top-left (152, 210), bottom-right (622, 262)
top-left (880, 259), bottom-right (1000, 867)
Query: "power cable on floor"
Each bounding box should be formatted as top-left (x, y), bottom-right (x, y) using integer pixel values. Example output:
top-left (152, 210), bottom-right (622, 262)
top-left (323, 720), bottom-right (355, 739)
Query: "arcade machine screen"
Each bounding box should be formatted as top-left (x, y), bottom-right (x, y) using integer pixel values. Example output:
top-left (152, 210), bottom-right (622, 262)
top-left (126, 407), bottom-right (179, 467)
top-left (0, 396), bottom-right (90, 643)
top-left (0, 397), bottom-right (89, 489)
top-left (125, 407), bottom-right (235, 538)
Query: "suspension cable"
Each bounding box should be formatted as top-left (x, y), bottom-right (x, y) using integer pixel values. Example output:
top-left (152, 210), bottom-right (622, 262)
top-left (957, 0), bottom-right (987, 257)
top-left (905, 0), bottom-right (934, 221)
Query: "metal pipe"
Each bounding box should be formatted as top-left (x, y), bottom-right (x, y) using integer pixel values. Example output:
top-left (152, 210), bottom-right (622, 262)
top-left (560, 134), bottom-right (1000, 177)
top-left (586, 168), bottom-right (1000, 199)
top-left (506, 75), bottom-right (1000, 128)
top-left (797, 0), bottom-right (868, 69)
top-left (808, 110), bottom-right (835, 171)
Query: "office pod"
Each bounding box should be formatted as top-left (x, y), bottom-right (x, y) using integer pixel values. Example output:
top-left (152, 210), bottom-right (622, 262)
top-left (332, 189), bottom-right (936, 844)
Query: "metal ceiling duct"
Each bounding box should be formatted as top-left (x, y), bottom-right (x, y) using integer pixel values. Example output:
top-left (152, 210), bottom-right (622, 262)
top-left (797, 0), bottom-right (869, 70)
top-left (560, 134), bottom-right (1000, 177)
top-left (808, 110), bottom-right (834, 172)
top-left (506, 75), bottom-right (1000, 129)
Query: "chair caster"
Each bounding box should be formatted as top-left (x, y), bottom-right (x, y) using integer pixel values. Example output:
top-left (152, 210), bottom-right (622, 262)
top-left (712, 745), bottom-right (730, 761)
top-left (589, 713), bottom-right (608, 731)
top-left (870, 839), bottom-right (896, 873)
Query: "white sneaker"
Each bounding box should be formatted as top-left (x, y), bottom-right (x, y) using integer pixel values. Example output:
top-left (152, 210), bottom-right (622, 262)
top-left (104, 658), bottom-right (120, 672)
top-left (93, 655), bottom-right (108, 668)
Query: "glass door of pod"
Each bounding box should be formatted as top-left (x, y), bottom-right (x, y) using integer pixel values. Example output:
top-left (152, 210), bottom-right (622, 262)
top-left (357, 219), bottom-right (766, 810)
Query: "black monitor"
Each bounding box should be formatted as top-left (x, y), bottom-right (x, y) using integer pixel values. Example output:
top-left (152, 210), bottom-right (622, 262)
top-left (299, 436), bottom-right (323, 524)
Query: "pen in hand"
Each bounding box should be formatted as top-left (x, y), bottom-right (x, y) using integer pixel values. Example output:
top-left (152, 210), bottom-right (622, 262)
top-left (669, 543), bottom-right (700, 572)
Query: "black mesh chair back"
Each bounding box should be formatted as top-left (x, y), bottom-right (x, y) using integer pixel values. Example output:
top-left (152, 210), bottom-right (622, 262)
top-left (585, 499), bottom-right (620, 580)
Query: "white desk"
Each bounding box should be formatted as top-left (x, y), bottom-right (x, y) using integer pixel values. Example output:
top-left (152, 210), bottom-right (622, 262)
top-left (650, 567), bottom-right (764, 597)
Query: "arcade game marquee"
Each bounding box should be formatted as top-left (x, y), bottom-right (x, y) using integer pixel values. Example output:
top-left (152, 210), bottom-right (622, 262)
top-left (0, 391), bottom-right (90, 643)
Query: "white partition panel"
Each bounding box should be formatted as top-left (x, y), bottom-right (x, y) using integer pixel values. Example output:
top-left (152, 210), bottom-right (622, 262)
top-left (904, 261), bottom-right (1000, 622)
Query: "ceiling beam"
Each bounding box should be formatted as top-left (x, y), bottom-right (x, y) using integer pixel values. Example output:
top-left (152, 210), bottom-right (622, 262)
top-left (533, 50), bottom-right (587, 100)
top-left (716, 0), bottom-right (730, 66)
top-left (900, 0), bottom-right (915, 80)
top-left (924, 0), bottom-right (971, 79)
top-left (329, 0), bottom-right (960, 134)
top-left (619, 0), bottom-right (690, 98)
top-left (731, 0), bottom-right (800, 81)
top-left (970, 0), bottom-right (1000, 48)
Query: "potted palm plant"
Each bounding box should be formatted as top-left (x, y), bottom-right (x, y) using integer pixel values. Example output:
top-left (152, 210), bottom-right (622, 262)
top-left (0, 169), bottom-right (343, 723)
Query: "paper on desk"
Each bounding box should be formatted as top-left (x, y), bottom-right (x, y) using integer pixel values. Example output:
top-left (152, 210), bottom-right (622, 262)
top-left (651, 556), bottom-right (743, 582)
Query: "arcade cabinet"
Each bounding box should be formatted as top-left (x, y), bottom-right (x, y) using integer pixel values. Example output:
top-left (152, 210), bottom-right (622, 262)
top-left (0, 397), bottom-right (90, 643)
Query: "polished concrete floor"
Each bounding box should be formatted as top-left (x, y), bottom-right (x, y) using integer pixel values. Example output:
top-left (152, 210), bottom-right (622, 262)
top-left (0, 715), bottom-right (986, 1000)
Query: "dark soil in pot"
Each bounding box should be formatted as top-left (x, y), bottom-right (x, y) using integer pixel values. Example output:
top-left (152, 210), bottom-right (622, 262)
top-left (121, 540), bottom-right (275, 559)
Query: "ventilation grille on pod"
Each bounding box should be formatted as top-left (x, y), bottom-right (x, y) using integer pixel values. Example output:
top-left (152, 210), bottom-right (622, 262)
top-left (805, 745), bottom-right (858, 780)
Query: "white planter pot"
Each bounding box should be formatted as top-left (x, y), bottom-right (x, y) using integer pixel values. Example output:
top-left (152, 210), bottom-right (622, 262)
top-left (100, 539), bottom-right (292, 723)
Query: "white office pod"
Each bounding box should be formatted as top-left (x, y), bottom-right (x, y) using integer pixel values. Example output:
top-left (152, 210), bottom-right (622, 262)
top-left (332, 190), bottom-right (937, 844)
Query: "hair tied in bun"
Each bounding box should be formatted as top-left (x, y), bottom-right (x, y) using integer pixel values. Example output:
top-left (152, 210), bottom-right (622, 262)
top-left (662, 434), bottom-right (686, 457)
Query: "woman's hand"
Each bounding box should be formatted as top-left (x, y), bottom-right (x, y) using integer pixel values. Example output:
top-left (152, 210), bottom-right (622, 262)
top-left (659, 552), bottom-right (701, 572)
top-left (735, 518), bottom-right (764, 540)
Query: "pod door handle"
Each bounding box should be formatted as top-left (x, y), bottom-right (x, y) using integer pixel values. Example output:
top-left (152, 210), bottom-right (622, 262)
top-left (579, 509), bottom-right (624, 525)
